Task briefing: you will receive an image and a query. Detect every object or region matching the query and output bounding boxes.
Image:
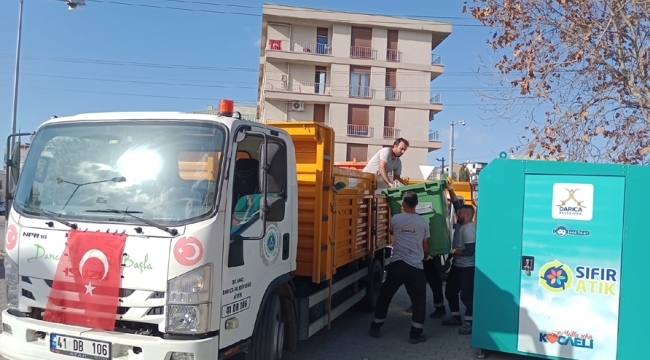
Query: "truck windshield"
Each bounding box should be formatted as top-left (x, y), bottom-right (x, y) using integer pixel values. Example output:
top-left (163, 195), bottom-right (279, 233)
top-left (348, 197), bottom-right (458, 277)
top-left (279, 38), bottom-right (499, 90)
top-left (14, 120), bottom-right (227, 226)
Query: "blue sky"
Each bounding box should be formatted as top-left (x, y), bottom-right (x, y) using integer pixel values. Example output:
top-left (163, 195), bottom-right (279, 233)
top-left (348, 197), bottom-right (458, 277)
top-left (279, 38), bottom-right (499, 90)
top-left (0, 0), bottom-right (526, 167)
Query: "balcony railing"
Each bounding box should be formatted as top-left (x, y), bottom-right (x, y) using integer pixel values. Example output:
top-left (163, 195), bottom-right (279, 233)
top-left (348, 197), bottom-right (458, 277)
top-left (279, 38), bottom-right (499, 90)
top-left (265, 79), bottom-right (330, 95)
top-left (347, 124), bottom-right (373, 137)
top-left (383, 127), bottom-right (401, 139)
top-left (349, 85), bottom-right (375, 98)
top-left (429, 130), bottom-right (440, 141)
top-left (386, 49), bottom-right (402, 62)
top-left (431, 54), bottom-right (442, 65)
top-left (293, 41), bottom-right (332, 55)
top-left (385, 87), bottom-right (401, 101)
top-left (350, 46), bottom-right (377, 59)
top-left (430, 93), bottom-right (442, 103)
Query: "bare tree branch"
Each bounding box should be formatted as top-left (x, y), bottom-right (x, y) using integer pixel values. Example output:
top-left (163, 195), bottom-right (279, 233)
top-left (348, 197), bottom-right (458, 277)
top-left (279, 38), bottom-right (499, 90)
top-left (464, 0), bottom-right (650, 163)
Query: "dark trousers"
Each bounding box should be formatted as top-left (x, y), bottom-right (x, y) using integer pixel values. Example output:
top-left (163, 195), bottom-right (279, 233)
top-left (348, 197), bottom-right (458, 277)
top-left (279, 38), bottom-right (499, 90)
top-left (423, 259), bottom-right (445, 307)
top-left (444, 266), bottom-right (475, 319)
top-left (371, 260), bottom-right (426, 339)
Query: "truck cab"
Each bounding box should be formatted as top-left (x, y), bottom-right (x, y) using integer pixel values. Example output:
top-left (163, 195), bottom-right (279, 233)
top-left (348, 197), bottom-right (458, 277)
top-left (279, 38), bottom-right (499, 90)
top-left (0, 102), bottom-right (302, 359)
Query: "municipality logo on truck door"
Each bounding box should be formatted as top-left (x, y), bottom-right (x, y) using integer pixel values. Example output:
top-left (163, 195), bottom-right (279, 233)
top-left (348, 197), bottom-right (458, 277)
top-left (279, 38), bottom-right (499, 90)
top-left (552, 183), bottom-right (593, 221)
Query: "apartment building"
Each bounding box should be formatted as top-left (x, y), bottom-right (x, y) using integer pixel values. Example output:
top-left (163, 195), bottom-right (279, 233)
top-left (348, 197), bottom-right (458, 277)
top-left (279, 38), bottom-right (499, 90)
top-left (257, 4), bottom-right (451, 179)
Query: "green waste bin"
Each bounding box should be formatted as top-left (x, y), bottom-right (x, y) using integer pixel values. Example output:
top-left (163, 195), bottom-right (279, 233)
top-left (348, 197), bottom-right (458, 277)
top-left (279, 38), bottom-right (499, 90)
top-left (382, 180), bottom-right (451, 256)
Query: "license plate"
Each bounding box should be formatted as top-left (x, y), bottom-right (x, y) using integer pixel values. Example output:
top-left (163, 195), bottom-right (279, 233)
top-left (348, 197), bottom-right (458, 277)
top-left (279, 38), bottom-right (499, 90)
top-left (50, 333), bottom-right (111, 360)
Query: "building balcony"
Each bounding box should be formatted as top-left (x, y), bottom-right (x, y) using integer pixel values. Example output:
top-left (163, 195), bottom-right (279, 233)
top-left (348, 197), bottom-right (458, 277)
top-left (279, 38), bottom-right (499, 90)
top-left (265, 79), bottom-right (331, 95)
top-left (428, 130), bottom-right (442, 151)
top-left (386, 49), bottom-right (403, 62)
top-left (383, 127), bottom-right (401, 139)
top-left (349, 85), bottom-right (375, 99)
top-left (347, 124), bottom-right (373, 137)
top-left (292, 41), bottom-right (332, 55)
top-left (385, 87), bottom-right (401, 101)
top-left (430, 54), bottom-right (444, 81)
top-left (429, 130), bottom-right (440, 141)
top-left (350, 46), bottom-right (377, 60)
top-left (429, 93), bottom-right (443, 113)
top-left (265, 39), bottom-right (334, 65)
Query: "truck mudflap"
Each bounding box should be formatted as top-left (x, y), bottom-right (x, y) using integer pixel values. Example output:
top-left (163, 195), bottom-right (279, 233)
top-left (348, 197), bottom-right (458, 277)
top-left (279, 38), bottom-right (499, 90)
top-left (0, 310), bottom-right (218, 360)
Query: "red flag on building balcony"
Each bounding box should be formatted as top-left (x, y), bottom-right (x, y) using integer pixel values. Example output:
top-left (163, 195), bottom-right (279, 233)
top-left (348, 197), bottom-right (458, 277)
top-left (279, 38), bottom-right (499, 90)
top-left (269, 39), bottom-right (282, 50)
top-left (43, 230), bottom-right (127, 331)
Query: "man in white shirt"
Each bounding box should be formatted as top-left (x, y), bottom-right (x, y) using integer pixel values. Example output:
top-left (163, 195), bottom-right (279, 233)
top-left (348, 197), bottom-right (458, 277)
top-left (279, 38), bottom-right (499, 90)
top-left (362, 138), bottom-right (409, 189)
top-left (369, 190), bottom-right (429, 344)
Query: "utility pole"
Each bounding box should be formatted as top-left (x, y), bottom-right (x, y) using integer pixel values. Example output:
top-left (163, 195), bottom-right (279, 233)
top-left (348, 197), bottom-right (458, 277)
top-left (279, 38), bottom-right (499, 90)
top-left (449, 120), bottom-right (465, 234)
top-left (8, 0), bottom-right (85, 195)
top-left (448, 120), bottom-right (466, 181)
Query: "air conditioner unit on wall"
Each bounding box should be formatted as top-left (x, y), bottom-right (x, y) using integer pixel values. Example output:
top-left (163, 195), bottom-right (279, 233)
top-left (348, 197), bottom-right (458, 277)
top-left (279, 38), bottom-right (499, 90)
top-left (291, 101), bottom-right (305, 112)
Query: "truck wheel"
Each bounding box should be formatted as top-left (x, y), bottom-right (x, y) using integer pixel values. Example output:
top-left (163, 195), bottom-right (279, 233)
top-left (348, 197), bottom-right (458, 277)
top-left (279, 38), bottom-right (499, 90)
top-left (249, 294), bottom-right (285, 360)
top-left (356, 259), bottom-right (383, 312)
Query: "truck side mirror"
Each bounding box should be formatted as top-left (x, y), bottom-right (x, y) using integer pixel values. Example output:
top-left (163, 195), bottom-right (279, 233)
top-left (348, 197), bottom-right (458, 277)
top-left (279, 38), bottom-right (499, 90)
top-left (263, 196), bottom-right (285, 222)
top-left (258, 142), bottom-right (286, 194)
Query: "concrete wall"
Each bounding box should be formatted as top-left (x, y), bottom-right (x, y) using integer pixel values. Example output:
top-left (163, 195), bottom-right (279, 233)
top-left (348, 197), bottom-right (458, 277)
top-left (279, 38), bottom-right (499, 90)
top-left (397, 69), bottom-right (430, 103)
top-left (398, 30), bottom-right (433, 65)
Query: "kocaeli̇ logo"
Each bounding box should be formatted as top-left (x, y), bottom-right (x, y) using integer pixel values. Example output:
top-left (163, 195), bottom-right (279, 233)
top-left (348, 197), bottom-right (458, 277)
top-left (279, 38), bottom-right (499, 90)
top-left (553, 225), bottom-right (590, 237)
top-left (539, 260), bottom-right (573, 293)
top-left (540, 330), bottom-right (594, 349)
top-left (552, 183), bottom-right (594, 221)
top-left (260, 224), bottom-right (280, 266)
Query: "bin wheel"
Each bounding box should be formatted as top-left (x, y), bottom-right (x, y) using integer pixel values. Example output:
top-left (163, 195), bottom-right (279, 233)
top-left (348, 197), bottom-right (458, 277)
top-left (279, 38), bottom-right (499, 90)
top-left (355, 259), bottom-right (383, 312)
top-left (249, 294), bottom-right (284, 360)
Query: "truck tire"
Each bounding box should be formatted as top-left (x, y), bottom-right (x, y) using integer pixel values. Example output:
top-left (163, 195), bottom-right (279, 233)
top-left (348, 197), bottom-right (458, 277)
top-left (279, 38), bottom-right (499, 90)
top-left (355, 259), bottom-right (383, 312)
top-left (249, 294), bottom-right (285, 360)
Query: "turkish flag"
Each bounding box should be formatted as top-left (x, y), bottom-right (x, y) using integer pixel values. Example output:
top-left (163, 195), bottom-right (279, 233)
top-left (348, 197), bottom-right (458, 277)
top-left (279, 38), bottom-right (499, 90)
top-left (43, 230), bottom-right (127, 331)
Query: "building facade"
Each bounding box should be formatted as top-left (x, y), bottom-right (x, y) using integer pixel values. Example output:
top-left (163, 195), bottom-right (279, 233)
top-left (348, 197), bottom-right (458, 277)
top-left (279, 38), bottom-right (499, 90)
top-left (257, 4), bottom-right (451, 179)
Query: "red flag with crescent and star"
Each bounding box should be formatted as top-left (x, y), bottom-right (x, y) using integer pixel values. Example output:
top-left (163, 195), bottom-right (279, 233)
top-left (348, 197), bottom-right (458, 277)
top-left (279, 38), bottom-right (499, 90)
top-left (43, 230), bottom-right (127, 331)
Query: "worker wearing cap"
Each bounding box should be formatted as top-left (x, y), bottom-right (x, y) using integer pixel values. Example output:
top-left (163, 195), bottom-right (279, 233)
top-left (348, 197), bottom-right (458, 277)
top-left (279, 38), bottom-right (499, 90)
top-left (369, 190), bottom-right (429, 344)
top-left (405, 177), bottom-right (463, 318)
top-left (362, 138), bottom-right (409, 190)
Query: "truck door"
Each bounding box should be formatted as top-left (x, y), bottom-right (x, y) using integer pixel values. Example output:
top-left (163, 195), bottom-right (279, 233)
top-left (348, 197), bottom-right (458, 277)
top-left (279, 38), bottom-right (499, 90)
top-left (219, 124), bottom-right (292, 349)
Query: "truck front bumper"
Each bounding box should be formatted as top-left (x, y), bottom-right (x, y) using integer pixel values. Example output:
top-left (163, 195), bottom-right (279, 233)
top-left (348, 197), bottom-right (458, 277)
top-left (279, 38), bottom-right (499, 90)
top-left (0, 310), bottom-right (218, 360)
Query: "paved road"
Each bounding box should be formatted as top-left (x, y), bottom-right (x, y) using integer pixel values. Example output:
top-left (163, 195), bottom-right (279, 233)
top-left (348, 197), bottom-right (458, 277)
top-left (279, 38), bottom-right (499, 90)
top-left (0, 277), bottom-right (532, 360)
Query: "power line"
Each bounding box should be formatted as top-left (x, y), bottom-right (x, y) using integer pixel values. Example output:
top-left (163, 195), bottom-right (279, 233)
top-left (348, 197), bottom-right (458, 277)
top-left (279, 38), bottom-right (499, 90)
top-left (0, 69), bottom-right (510, 91)
top-left (51, 0), bottom-right (486, 27)
top-left (0, 53), bottom-right (502, 77)
top-left (17, 84), bottom-right (522, 106)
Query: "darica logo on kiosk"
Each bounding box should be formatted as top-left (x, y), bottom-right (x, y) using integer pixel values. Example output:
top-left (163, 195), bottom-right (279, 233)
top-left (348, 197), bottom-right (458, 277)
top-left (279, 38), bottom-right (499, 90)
top-left (552, 183), bottom-right (594, 221)
top-left (539, 260), bottom-right (619, 296)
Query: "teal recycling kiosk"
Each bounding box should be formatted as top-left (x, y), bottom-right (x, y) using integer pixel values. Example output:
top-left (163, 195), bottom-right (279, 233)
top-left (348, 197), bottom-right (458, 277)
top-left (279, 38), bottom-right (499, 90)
top-left (472, 158), bottom-right (648, 360)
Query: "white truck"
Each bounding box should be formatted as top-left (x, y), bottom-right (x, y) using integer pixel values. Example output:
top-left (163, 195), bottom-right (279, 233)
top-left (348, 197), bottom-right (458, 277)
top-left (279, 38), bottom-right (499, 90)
top-left (0, 100), bottom-right (392, 360)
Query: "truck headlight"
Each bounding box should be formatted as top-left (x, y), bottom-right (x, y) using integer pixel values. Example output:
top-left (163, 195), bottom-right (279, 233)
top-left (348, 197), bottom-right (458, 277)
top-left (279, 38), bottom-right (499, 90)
top-left (167, 304), bottom-right (210, 333)
top-left (166, 264), bottom-right (212, 333)
top-left (5, 256), bottom-right (20, 310)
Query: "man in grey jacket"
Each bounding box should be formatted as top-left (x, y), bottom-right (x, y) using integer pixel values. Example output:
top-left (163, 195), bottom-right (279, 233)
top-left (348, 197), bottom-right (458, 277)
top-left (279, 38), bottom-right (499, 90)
top-left (441, 204), bottom-right (476, 335)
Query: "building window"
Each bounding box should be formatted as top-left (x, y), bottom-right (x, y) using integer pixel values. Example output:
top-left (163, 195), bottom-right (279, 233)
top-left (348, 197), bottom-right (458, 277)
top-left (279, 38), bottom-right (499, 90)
top-left (315, 66), bottom-right (327, 94)
top-left (349, 66), bottom-right (371, 98)
top-left (316, 27), bottom-right (329, 55)
top-left (346, 144), bottom-right (368, 162)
